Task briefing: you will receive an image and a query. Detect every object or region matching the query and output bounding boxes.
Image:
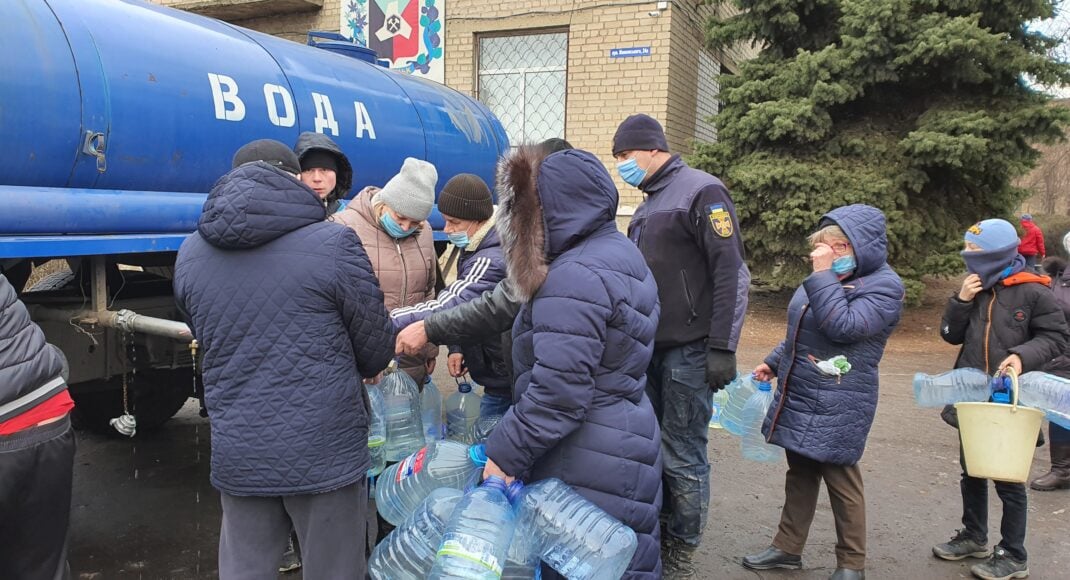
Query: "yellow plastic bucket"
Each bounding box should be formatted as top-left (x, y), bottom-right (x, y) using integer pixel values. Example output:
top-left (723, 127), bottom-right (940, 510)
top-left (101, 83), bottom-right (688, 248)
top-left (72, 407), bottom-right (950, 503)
top-left (955, 369), bottom-right (1044, 483)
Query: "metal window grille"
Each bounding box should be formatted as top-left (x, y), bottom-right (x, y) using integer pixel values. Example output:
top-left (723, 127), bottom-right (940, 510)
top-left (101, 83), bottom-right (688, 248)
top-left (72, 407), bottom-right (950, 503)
top-left (695, 51), bottom-right (720, 144)
top-left (478, 32), bottom-right (567, 147)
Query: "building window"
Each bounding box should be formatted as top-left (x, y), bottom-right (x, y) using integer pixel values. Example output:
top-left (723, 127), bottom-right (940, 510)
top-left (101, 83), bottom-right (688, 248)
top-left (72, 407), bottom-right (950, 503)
top-left (478, 31), bottom-right (567, 147)
top-left (694, 51), bottom-right (720, 144)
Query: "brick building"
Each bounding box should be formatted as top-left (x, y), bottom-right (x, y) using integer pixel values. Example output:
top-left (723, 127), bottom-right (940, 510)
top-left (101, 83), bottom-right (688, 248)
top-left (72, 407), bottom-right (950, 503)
top-left (155, 0), bottom-right (749, 209)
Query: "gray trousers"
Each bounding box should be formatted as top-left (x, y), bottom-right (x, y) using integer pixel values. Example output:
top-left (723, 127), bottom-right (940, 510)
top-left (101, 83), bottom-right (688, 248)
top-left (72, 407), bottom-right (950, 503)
top-left (218, 478), bottom-right (367, 580)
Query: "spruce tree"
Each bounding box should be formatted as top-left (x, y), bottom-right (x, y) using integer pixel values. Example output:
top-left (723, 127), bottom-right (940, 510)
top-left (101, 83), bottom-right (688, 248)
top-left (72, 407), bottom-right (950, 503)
top-left (696, 0), bottom-right (1070, 301)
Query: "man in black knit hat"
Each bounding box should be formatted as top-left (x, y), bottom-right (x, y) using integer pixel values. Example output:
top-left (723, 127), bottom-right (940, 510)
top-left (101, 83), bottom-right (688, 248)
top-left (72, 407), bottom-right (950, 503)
top-left (391, 174), bottom-right (512, 417)
top-left (613, 113), bottom-right (751, 578)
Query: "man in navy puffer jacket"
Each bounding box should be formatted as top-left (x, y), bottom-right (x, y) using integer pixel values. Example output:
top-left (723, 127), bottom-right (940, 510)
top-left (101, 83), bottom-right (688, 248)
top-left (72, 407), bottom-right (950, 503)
top-left (482, 147), bottom-right (664, 579)
top-left (174, 140), bottom-right (393, 580)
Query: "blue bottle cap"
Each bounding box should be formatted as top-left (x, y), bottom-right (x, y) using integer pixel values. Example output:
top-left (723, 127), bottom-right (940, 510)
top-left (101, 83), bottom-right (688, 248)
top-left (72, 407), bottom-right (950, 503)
top-left (468, 443), bottom-right (488, 466)
top-left (482, 475), bottom-right (508, 493)
top-left (506, 480), bottom-right (525, 503)
top-left (458, 382), bottom-right (472, 394)
top-left (758, 381), bottom-right (772, 392)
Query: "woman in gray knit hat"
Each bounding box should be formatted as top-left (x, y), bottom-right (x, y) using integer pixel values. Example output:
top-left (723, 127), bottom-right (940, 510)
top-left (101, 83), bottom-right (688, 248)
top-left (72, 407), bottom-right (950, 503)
top-left (331, 157), bottom-right (441, 383)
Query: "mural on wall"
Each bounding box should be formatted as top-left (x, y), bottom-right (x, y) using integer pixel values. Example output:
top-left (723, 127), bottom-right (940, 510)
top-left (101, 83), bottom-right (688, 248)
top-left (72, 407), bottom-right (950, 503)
top-left (343, 0), bottom-right (445, 83)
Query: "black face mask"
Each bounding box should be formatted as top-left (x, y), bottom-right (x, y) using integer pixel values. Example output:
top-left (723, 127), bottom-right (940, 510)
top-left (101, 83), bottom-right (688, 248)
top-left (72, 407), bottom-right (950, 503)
top-left (961, 244), bottom-right (1025, 290)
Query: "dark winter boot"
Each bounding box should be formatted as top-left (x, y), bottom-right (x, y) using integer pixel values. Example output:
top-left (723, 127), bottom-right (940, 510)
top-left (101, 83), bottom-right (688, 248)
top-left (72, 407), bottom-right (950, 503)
top-left (1029, 442), bottom-right (1070, 491)
top-left (661, 535), bottom-right (698, 579)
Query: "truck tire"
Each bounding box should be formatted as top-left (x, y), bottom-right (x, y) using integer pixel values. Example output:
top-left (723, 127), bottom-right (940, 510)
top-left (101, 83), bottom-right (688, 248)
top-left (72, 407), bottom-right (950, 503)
top-left (26, 268), bottom-right (77, 292)
top-left (70, 368), bottom-right (194, 435)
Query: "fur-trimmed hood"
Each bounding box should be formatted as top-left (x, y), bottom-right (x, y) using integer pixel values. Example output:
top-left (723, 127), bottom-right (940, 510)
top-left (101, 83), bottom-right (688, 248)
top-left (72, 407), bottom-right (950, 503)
top-left (495, 147), bottom-right (619, 301)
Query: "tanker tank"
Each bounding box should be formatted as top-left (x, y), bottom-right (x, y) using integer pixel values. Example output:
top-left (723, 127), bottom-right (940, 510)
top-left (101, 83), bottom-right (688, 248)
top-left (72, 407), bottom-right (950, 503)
top-left (0, 0), bottom-right (509, 433)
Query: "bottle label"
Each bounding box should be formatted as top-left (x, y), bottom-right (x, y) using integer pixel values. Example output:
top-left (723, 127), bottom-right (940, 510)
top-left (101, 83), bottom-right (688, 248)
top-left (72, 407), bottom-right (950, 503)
top-left (436, 533), bottom-right (503, 575)
top-left (395, 447), bottom-right (428, 483)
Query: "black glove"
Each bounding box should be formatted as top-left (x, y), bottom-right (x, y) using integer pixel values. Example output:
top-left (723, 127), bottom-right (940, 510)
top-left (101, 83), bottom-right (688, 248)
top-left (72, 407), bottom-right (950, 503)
top-left (706, 348), bottom-right (736, 392)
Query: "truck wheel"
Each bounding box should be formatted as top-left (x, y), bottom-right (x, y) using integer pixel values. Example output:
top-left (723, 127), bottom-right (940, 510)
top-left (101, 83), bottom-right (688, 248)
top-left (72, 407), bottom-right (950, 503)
top-left (70, 368), bottom-right (195, 435)
top-left (26, 268), bottom-right (77, 292)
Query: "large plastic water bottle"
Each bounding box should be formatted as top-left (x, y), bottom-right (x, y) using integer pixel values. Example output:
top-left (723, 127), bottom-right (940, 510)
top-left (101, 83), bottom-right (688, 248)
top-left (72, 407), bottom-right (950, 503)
top-left (740, 381), bottom-right (783, 463)
top-left (1018, 371), bottom-right (1070, 428)
top-left (369, 488), bottom-right (464, 580)
top-left (500, 481), bottom-right (540, 579)
top-left (376, 440), bottom-right (489, 526)
top-left (367, 384), bottom-right (387, 477)
top-left (382, 371), bottom-right (425, 462)
top-left (512, 478), bottom-right (637, 580)
top-left (423, 376), bottom-right (445, 444)
top-left (721, 373), bottom-right (754, 436)
top-left (469, 414), bottom-right (503, 445)
top-left (429, 476), bottom-right (517, 580)
top-left (709, 388), bottom-right (729, 430)
top-left (501, 560), bottom-right (541, 580)
top-left (446, 382), bottom-right (482, 444)
top-left (913, 368), bottom-right (991, 407)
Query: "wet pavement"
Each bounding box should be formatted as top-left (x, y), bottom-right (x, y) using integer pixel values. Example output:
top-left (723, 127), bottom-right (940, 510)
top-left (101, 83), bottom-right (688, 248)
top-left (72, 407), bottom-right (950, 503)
top-left (67, 307), bottom-right (1070, 579)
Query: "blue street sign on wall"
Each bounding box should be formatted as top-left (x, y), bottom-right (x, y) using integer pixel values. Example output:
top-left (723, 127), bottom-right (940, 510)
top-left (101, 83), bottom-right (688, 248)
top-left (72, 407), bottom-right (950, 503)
top-left (609, 46), bottom-right (651, 58)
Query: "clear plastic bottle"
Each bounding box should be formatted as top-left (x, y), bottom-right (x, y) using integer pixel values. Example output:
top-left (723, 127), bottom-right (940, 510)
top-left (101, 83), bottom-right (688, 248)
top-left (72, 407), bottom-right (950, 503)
top-left (369, 488), bottom-right (464, 580)
top-left (366, 384), bottom-right (387, 477)
top-left (429, 476), bottom-right (517, 580)
top-left (720, 373), bottom-right (753, 436)
top-left (512, 478), bottom-right (637, 580)
top-left (423, 375), bottom-right (445, 444)
top-left (500, 560), bottom-right (541, 580)
top-left (709, 388), bottom-right (729, 430)
top-left (446, 382), bottom-right (482, 444)
top-left (912, 368), bottom-right (991, 407)
top-left (382, 371), bottom-right (425, 462)
top-left (740, 381), bottom-right (783, 463)
top-left (1018, 371), bottom-right (1070, 429)
top-left (469, 414), bottom-right (503, 445)
top-left (502, 481), bottom-right (541, 580)
top-left (376, 440), bottom-right (489, 526)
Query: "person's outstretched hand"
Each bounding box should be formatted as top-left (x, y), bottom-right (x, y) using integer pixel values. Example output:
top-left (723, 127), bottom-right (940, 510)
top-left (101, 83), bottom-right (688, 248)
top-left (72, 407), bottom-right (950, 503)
top-left (396, 320), bottom-right (429, 356)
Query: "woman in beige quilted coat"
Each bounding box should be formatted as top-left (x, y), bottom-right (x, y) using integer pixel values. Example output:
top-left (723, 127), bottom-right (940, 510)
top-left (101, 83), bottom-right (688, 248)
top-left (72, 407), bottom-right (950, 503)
top-left (331, 157), bottom-right (440, 382)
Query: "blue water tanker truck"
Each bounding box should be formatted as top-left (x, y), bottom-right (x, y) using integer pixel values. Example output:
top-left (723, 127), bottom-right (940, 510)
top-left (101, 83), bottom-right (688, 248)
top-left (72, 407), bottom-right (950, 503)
top-left (0, 0), bottom-right (509, 432)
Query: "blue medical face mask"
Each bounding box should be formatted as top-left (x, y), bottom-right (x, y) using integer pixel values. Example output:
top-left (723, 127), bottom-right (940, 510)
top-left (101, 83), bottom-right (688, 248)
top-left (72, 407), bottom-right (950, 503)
top-left (448, 231), bottom-right (470, 249)
top-left (616, 158), bottom-right (647, 187)
top-left (831, 255), bottom-right (857, 275)
top-left (380, 212), bottom-right (417, 239)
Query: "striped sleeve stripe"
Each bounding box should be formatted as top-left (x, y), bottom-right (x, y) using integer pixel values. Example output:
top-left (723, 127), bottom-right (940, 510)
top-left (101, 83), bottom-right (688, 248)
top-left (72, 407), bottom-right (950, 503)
top-left (391, 257), bottom-right (493, 318)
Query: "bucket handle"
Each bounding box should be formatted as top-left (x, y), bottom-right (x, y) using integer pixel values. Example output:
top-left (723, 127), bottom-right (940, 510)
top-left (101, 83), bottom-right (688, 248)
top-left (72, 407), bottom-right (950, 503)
top-left (998, 366), bottom-right (1021, 411)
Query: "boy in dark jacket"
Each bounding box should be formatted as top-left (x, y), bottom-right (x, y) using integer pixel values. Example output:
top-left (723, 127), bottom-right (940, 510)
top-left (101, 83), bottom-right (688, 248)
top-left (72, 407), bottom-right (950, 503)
top-left (933, 219), bottom-right (1068, 580)
top-left (294, 131), bottom-right (354, 214)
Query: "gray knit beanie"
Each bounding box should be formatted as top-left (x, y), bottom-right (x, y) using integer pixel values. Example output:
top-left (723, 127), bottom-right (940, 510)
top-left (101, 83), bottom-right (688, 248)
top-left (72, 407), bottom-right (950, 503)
top-left (373, 157), bottom-right (437, 221)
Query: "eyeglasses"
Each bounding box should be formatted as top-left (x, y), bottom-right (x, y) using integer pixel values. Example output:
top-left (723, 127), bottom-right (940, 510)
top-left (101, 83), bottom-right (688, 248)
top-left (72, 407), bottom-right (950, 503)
top-left (810, 242), bottom-right (851, 254)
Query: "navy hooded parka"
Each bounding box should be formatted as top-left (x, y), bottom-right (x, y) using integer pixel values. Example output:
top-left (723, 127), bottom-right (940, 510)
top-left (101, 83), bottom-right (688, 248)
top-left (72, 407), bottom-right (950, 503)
top-left (762, 205), bottom-right (904, 466)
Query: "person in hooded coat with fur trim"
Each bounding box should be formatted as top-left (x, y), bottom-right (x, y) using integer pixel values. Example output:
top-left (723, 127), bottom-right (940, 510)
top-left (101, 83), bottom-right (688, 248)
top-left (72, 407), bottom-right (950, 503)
top-left (481, 147), bottom-right (664, 579)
